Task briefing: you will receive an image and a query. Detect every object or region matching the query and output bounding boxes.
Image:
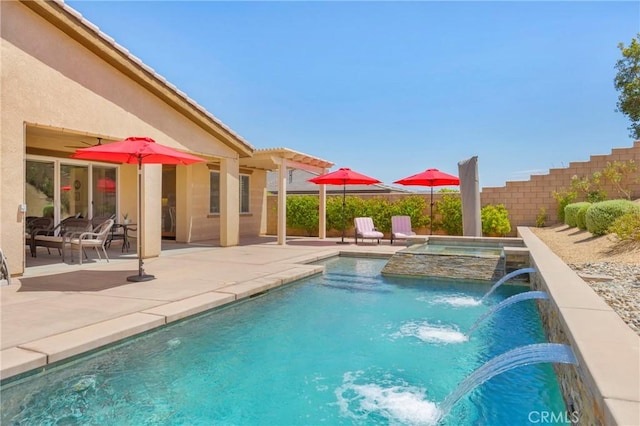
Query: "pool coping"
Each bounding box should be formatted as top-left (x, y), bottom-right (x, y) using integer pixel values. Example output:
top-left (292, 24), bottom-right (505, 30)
top-left (1, 244), bottom-right (397, 382)
top-left (518, 227), bottom-right (640, 426)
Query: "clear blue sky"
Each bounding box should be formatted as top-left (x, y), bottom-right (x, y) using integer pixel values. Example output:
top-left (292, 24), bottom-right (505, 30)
top-left (67, 0), bottom-right (639, 189)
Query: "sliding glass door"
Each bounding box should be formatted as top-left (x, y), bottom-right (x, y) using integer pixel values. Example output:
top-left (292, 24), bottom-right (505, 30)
top-left (92, 166), bottom-right (117, 218)
top-left (25, 160), bottom-right (55, 219)
top-left (60, 164), bottom-right (89, 219)
top-left (26, 157), bottom-right (118, 223)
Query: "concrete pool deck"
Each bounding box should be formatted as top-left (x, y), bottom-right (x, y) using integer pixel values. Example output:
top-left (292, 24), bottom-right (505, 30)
top-left (1, 237), bottom-right (401, 380)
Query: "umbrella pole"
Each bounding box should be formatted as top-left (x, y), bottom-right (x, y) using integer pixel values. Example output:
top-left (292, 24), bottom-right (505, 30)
top-left (127, 158), bottom-right (155, 282)
top-left (336, 184), bottom-right (349, 244)
top-left (430, 187), bottom-right (434, 235)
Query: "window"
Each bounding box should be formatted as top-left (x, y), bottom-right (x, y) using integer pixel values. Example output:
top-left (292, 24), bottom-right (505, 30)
top-left (209, 171), bottom-right (220, 214)
top-left (209, 172), bottom-right (249, 214)
top-left (240, 175), bottom-right (250, 213)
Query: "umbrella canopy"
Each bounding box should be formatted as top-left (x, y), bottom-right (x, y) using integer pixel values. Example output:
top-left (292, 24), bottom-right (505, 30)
top-left (394, 168), bottom-right (460, 235)
top-left (394, 168), bottom-right (460, 187)
top-left (308, 167), bottom-right (382, 186)
top-left (308, 168), bottom-right (381, 244)
top-left (72, 136), bottom-right (204, 166)
top-left (72, 137), bottom-right (206, 281)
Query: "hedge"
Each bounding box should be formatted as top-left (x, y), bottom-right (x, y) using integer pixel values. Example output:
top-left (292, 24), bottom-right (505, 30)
top-left (585, 199), bottom-right (640, 236)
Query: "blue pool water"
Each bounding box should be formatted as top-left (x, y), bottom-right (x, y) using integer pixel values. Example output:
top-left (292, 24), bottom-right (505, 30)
top-left (1, 257), bottom-right (567, 425)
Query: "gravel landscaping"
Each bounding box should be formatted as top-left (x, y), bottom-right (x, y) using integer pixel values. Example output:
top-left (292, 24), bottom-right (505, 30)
top-left (529, 225), bottom-right (640, 335)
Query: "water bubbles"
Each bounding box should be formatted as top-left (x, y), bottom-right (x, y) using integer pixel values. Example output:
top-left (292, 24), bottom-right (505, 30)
top-left (394, 321), bottom-right (468, 344)
top-left (428, 295), bottom-right (482, 307)
top-left (70, 375), bottom-right (96, 393)
top-left (335, 371), bottom-right (441, 425)
top-left (166, 338), bottom-right (181, 348)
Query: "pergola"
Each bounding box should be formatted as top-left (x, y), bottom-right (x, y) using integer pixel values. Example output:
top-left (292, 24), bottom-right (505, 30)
top-left (240, 148), bottom-right (334, 245)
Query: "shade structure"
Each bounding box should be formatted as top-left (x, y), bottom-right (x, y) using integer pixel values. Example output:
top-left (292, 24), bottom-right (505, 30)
top-left (73, 137), bottom-right (205, 281)
top-left (394, 168), bottom-right (460, 234)
top-left (308, 168), bottom-right (381, 244)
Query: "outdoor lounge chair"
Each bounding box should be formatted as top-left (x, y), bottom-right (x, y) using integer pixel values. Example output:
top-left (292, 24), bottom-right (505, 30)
top-left (354, 217), bottom-right (384, 244)
top-left (390, 215), bottom-right (416, 245)
top-left (30, 217), bottom-right (91, 258)
top-left (67, 218), bottom-right (114, 265)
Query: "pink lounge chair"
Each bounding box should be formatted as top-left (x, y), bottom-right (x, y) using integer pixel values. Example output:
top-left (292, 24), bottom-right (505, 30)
top-left (354, 217), bottom-right (384, 244)
top-left (391, 215), bottom-right (416, 245)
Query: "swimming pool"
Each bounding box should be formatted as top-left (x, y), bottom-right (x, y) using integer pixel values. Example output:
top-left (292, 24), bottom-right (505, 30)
top-left (1, 257), bottom-right (566, 425)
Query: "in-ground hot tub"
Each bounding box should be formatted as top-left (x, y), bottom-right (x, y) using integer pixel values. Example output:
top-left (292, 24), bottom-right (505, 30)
top-left (381, 237), bottom-right (526, 281)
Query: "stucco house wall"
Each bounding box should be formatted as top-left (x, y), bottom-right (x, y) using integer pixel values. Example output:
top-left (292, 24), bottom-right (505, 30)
top-left (1, 0), bottom-right (254, 275)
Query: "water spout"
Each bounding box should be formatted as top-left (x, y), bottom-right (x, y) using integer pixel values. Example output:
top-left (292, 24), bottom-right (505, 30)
top-left (481, 267), bottom-right (536, 302)
top-left (438, 343), bottom-right (578, 421)
top-left (467, 291), bottom-right (549, 336)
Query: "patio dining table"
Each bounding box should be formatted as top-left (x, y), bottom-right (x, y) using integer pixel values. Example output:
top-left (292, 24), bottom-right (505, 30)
top-left (106, 223), bottom-right (135, 252)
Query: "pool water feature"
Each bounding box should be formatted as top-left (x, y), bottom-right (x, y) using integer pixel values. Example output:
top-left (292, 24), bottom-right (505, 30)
top-left (467, 291), bottom-right (550, 336)
top-left (480, 267), bottom-right (537, 301)
top-left (381, 242), bottom-right (507, 281)
top-left (1, 257), bottom-right (568, 425)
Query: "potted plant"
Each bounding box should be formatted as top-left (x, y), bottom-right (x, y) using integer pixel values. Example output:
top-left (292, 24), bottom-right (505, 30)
top-left (122, 212), bottom-right (129, 225)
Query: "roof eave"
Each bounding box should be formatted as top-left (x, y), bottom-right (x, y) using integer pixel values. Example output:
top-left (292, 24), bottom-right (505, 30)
top-left (23, 0), bottom-right (254, 158)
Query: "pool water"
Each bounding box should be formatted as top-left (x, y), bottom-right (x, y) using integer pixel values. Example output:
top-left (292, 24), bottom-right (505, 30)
top-left (406, 243), bottom-right (504, 257)
top-left (1, 257), bottom-right (567, 425)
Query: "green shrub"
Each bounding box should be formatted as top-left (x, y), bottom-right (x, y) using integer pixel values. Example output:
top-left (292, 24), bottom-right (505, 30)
top-left (326, 195), bottom-right (350, 233)
top-left (536, 206), bottom-right (548, 227)
top-left (42, 204), bottom-right (54, 218)
top-left (437, 194), bottom-right (462, 235)
top-left (602, 160), bottom-right (638, 199)
top-left (286, 195), bottom-right (318, 236)
top-left (564, 202), bottom-right (591, 228)
top-left (552, 189), bottom-right (577, 222)
top-left (390, 195), bottom-right (429, 231)
top-left (585, 199), bottom-right (640, 236)
top-left (576, 203), bottom-right (590, 230)
top-left (366, 197), bottom-right (392, 233)
top-left (586, 190), bottom-right (607, 203)
top-left (608, 210), bottom-right (640, 241)
top-left (481, 204), bottom-right (511, 236)
top-left (325, 196), bottom-right (410, 235)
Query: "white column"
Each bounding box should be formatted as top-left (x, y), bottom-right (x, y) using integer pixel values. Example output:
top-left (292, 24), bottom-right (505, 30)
top-left (220, 157), bottom-right (239, 246)
top-left (277, 162), bottom-right (287, 245)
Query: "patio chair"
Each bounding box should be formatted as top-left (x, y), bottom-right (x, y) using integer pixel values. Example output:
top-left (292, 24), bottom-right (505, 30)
top-left (67, 218), bottom-right (114, 265)
top-left (25, 217), bottom-right (54, 252)
top-left (91, 213), bottom-right (116, 229)
top-left (390, 215), bottom-right (416, 245)
top-left (354, 217), bottom-right (384, 244)
top-left (31, 217), bottom-right (91, 258)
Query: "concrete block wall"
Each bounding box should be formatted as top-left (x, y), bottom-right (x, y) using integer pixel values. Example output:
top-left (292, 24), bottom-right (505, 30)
top-left (482, 141), bottom-right (640, 232)
top-left (266, 141), bottom-right (640, 237)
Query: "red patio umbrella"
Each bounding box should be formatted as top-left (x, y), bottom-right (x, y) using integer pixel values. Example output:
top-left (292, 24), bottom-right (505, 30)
top-left (394, 168), bottom-right (460, 235)
top-left (308, 168), bottom-right (381, 244)
top-left (72, 137), bottom-right (205, 282)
